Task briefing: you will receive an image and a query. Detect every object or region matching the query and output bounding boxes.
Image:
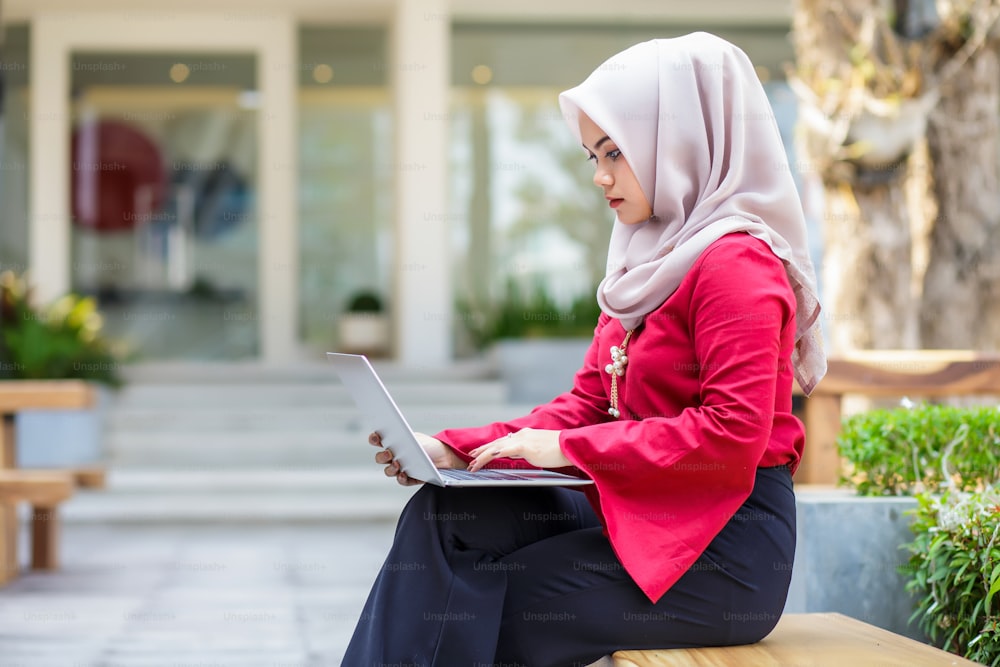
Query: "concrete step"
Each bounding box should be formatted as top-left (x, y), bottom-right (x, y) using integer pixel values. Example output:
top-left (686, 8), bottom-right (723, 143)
top-left (105, 404), bottom-right (534, 433)
top-left (53, 468), bottom-right (415, 523)
top-left (104, 403), bottom-right (534, 468)
top-left (120, 358), bottom-right (497, 384)
top-left (108, 380), bottom-right (509, 410)
top-left (107, 431), bottom-right (372, 468)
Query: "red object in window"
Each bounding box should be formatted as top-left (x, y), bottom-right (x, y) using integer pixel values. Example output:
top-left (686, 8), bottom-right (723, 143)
top-left (71, 119), bottom-right (167, 232)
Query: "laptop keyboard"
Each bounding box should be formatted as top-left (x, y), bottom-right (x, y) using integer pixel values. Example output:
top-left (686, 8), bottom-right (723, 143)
top-left (443, 469), bottom-right (542, 481)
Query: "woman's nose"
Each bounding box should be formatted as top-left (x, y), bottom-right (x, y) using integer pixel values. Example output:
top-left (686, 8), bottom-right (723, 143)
top-left (593, 167), bottom-right (613, 188)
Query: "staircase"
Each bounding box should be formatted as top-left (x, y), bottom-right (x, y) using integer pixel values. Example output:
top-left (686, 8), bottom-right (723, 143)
top-left (62, 359), bottom-right (532, 523)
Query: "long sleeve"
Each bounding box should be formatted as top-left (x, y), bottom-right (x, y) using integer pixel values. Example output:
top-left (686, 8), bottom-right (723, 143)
top-left (433, 315), bottom-right (616, 469)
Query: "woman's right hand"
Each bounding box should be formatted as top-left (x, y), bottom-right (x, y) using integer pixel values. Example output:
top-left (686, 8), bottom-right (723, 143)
top-left (369, 431), bottom-right (465, 486)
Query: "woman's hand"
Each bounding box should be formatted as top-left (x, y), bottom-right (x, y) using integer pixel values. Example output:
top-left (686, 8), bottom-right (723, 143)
top-left (467, 428), bottom-right (571, 472)
top-left (369, 431), bottom-right (465, 486)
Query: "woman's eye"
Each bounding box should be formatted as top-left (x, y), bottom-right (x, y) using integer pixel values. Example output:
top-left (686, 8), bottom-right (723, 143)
top-left (606, 149), bottom-right (621, 161)
top-left (586, 153), bottom-right (597, 163)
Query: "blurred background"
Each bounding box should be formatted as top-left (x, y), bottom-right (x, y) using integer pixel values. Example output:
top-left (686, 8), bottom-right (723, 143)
top-left (4, 1), bottom-right (999, 664)
top-left (0, 0), bottom-right (810, 366)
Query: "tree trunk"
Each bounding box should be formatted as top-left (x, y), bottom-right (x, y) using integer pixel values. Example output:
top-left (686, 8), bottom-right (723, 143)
top-left (791, 0), bottom-right (1000, 354)
top-left (820, 179), bottom-right (917, 350)
top-left (921, 45), bottom-right (1000, 350)
top-left (791, 0), bottom-right (924, 352)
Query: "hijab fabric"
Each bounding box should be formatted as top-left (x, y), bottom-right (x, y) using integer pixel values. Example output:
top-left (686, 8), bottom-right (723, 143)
top-left (559, 33), bottom-right (826, 394)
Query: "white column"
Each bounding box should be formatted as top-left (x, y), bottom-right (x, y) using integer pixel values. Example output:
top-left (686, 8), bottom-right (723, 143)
top-left (391, 0), bottom-right (453, 367)
top-left (28, 16), bottom-right (71, 304)
top-left (257, 18), bottom-right (299, 364)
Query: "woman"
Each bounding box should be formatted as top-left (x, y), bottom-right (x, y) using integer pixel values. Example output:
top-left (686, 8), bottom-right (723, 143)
top-left (342, 32), bottom-right (826, 667)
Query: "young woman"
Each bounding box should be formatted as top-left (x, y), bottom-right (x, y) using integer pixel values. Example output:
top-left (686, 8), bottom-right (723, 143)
top-left (342, 31), bottom-right (826, 667)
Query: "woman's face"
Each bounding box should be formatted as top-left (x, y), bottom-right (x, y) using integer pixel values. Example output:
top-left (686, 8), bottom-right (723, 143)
top-left (578, 112), bottom-right (653, 225)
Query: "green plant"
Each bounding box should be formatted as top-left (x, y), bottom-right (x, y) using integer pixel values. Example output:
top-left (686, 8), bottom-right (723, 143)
top-left (346, 290), bottom-right (384, 313)
top-left (903, 487), bottom-right (1000, 665)
top-left (837, 403), bottom-right (1000, 496)
top-left (460, 282), bottom-right (602, 349)
top-left (0, 270), bottom-right (125, 387)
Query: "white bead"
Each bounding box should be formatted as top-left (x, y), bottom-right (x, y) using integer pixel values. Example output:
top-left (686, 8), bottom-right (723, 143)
top-left (620, 355), bottom-right (628, 365)
top-left (615, 366), bottom-right (624, 377)
top-left (605, 363), bottom-right (614, 375)
top-left (608, 407), bottom-right (619, 418)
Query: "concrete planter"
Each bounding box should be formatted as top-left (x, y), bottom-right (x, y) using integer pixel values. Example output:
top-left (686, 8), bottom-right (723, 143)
top-left (16, 384), bottom-right (111, 468)
top-left (491, 338), bottom-right (591, 404)
top-left (338, 313), bottom-right (390, 357)
top-left (786, 487), bottom-right (926, 642)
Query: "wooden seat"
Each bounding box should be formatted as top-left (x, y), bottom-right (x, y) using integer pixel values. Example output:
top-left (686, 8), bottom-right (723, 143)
top-left (50, 466), bottom-right (106, 489)
top-left (0, 469), bottom-right (75, 584)
top-left (611, 612), bottom-right (980, 666)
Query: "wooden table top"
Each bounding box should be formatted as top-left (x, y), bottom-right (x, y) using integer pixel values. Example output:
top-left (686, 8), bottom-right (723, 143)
top-left (0, 380), bottom-right (95, 413)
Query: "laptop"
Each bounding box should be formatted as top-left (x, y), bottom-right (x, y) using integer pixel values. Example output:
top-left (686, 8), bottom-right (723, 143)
top-left (326, 353), bottom-right (594, 487)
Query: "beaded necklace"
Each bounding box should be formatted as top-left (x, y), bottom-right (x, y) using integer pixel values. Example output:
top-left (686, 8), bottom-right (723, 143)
top-left (605, 329), bottom-right (635, 418)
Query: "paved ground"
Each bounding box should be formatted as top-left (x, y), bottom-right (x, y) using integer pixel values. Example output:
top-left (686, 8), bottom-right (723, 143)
top-left (0, 520), bottom-right (398, 667)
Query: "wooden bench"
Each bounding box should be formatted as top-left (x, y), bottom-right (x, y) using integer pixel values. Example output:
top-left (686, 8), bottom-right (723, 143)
top-left (795, 349), bottom-right (1000, 484)
top-left (0, 380), bottom-right (100, 585)
top-left (0, 470), bottom-right (75, 584)
top-left (611, 612), bottom-right (980, 666)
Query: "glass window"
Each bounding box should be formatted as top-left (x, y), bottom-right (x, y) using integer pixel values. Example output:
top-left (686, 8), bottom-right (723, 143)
top-left (296, 27), bottom-right (393, 354)
top-left (449, 24), bottom-right (809, 353)
top-left (69, 51), bottom-right (259, 360)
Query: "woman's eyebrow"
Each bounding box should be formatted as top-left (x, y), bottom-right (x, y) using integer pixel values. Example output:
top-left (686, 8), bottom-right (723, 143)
top-left (583, 136), bottom-right (613, 152)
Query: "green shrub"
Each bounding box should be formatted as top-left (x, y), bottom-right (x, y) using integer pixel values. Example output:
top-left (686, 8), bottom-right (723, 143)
top-left (837, 403), bottom-right (1000, 496)
top-left (459, 282), bottom-right (602, 349)
top-left (903, 488), bottom-right (1000, 665)
top-left (0, 270), bottom-right (125, 387)
top-left (346, 290), bottom-right (384, 313)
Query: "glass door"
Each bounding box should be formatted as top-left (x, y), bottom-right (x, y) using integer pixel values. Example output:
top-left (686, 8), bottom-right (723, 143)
top-left (69, 51), bottom-right (259, 360)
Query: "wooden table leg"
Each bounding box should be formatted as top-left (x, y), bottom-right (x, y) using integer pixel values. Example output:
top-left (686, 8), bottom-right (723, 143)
top-left (796, 394), bottom-right (844, 485)
top-left (1, 415), bottom-right (21, 584)
top-left (30, 506), bottom-right (60, 571)
top-left (0, 502), bottom-right (18, 584)
top-left (0, 414), bottom-right (15, 469)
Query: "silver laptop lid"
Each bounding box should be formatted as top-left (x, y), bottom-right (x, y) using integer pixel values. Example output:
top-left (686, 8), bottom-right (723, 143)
top-left (326, 353), bottom-right (444, 484)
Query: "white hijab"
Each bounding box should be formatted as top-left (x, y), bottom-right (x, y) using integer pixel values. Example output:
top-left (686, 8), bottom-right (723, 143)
top-left (558, 32), bottom-right (826, 394)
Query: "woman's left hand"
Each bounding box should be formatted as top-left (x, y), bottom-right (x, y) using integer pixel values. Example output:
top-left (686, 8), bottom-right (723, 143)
top-left (467, 428), bottom-right (571, 472)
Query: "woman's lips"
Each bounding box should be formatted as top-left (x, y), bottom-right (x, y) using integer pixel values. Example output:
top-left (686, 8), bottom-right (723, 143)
top-left (608, 198), bottom-right (624, 209)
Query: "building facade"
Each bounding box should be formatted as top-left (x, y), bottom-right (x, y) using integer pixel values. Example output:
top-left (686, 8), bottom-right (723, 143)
top-left (0, 0), bottom-right (799, 367)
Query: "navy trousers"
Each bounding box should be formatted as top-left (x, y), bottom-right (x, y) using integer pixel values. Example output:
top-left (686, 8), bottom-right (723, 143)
top-left (341, 467), bottom-right (795, 667)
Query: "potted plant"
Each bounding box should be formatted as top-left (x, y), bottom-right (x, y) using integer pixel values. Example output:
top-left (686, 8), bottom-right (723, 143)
top-left (461, 282), bottom-right (601, 403)
top-left (903, 486), bottom-right (1000, 665)
top-left (788, 402), bottom-right (1000, 654)
top-left (337, 289), bottom-right (390, 357)
top-left (0, 270), bottom-right (126, 467)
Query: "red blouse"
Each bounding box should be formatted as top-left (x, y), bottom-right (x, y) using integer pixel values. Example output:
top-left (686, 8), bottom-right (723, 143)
top-left (434, 232), bottom-right (804, 603)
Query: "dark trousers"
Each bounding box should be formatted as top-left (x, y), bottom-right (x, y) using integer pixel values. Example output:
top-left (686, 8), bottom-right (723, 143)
top-left (342, 467), bottom-right (795, 667)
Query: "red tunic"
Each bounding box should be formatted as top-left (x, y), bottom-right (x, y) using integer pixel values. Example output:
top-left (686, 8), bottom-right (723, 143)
top-left (434, 232), bottom-right (804, 603)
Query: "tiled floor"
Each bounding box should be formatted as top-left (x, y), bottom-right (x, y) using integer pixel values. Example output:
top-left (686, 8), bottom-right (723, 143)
top-left (0, 521), bottom-right (397, 667)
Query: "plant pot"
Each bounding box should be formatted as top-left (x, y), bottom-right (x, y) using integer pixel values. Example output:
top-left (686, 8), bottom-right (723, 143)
top-left (491, 338), bottom-right (592, 404)
top-left (16, 383), bottom-right (110, 468)
top-left (338, 313), bottom-right (391, 356)
top-left (785, 488), bottom-right (927, 642)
